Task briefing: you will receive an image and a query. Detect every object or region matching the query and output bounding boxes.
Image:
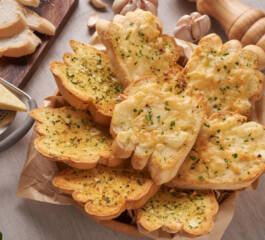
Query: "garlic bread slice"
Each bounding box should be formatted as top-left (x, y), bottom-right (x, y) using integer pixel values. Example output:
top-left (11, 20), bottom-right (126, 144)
top-left (110, 74), bottom-right (207, 185)
top-left (136, 188), bottom-right (218, 237)
top-left (96, 9), bottom-right (180, 86)
top-left (168, 111), bottom-right (265, 190)
top-left (184, 34), bottom-right (264, 116)
top-left (30, 107), bottom-right (121, 169)
top-left (53, 165), bottom-right (159, 220)
top-left (50, 41), bottom-right (124, 126)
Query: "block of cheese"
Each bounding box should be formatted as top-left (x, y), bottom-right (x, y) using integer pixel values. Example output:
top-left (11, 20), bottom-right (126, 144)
top-left (0, 83), bottom-right (27, 111)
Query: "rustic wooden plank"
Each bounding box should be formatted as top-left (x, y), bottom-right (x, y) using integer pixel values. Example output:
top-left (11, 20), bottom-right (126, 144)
top-left (0, 0), bottom-right (78, 88)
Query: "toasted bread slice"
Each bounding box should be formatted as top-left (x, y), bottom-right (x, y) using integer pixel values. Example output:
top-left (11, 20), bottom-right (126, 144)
top-left (17, 0), bottom-right (40, 7)
top-left (22, 7), bottom-right (55, 36)
top-left (0, 28), bottom-right (41, 57)
top-left (110, 73), bottom-right (207, 185)
top-left (136, 187), bottom-right (218, 237)
top-left (50, 41), bottom-right (124, 126)
top-left (0, 0), bottom-right (27, 38)
top-left (30, 107), bottom-right (122, 169)
top-left (53, 165), bottom-right (159, 220)
top-left (183, 34), bottom-right (264, 116)
top-left (168, 111), bottom-right (265, 190)
top-left (96, 9), bottom-right (180, 86)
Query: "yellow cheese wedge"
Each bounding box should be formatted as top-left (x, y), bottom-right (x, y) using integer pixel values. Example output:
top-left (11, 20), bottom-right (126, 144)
top-left (0, 83), bottom-right (27, 111)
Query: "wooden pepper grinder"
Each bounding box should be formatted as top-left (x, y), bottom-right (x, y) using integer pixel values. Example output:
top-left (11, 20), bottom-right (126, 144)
top-left (190, 0), bottom-right (265, 69)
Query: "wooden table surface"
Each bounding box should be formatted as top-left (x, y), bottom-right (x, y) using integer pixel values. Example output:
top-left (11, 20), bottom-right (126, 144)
top-left (0, 0), bottom-right (265, 240)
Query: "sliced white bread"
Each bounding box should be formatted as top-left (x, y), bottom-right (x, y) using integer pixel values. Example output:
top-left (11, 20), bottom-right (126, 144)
top-left (17, 0), bottom-right (40, 7)
top-left (0, 0), bottom-right (27, 38)
top-left (0, 28), bottom-right (41, 57)
top-left (22, 7), bottom-right (56, 36)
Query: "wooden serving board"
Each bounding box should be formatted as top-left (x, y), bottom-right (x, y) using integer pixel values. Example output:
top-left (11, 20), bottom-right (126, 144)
top-left (0, 0), bottom-right (78, 88)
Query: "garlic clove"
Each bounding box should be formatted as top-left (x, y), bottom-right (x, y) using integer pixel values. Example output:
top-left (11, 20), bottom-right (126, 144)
top-left (174, 25), bottom-right (194, 42)
top-left (142, 0), bottom-right (157, 15)
top-left (190, 12), bottom-right (201, 21)
top-left (112, 0), bottom-right (129, 14)
top-left (90, 0), bottom-right (106, 9)
top-left (89, 31), bottom-right (106, 51)
top-left (148, 0), bottom-right (158, 8)
top-left (197, 15), bottom-right (211, 36)
top-left (175, 38), bottom-right (196, 65)
top-left (191, 20), bottom-right (201, 42)
top-left (120, 2), bottom-right (138, 15)
top-left (176, 15), bottom-right (192, 27)
top-left (134, 0), bottom-right (142, 9)
top-left (88, 13), bottom-right (99, 29)
top-left (191, 15), bottom-right (211, 42)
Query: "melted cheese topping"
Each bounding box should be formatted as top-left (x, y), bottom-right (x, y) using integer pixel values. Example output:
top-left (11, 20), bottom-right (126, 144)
top-left (54, 165), bottom-right (153, 210)
top-left (137, 188), bottom-right (217, 235)
top-left (110, 10), bottom-right (179, 83)
top-left (32, 107), bottom-right (112, 161)
top-left (185, 34), bottom-right (264, 116)
top-left (112, 78), bottom-right (204, 169)
top-left (171, 112), bottom-right (265, 188)
top-left (51, 41), bottom-right (123, 115)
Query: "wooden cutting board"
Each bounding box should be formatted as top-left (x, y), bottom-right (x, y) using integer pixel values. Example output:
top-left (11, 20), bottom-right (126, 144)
top-left (0, 0), bottom-right (78, 88)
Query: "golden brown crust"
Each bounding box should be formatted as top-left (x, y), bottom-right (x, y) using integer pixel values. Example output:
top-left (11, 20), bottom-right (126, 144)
top-left (168, 111), bottom-right (265, 190)
top-left (183, 34), bottom-right (264, 117)
top-left (96, 10), bottom-right (180, 87)
top-left (136, 188), bottom-right (219, 237)
top-left (53, 165), bottom-right (159, 220)
top-left (110, 72), bottom-right (207, 185)
top-left (30, 106), bottom-right (122, 169)
top-left (50, 41), bottom-right (124, 126)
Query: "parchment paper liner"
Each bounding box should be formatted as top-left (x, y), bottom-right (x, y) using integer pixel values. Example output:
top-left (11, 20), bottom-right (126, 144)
top-left (16, 91), bottom-right (265, 239)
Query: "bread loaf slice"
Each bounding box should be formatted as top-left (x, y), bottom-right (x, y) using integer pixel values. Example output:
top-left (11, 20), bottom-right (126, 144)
top-left (0, 28), bottom-right (41, 57)
top-left (53, 165), bottom-right (159, 220)
top-left (110, 71), bottom-right (207, 185)
top-left (30, 107), bottom-right (122, 169)
top-left (96, 9), bottom-right (180, 86)
top-left (22, 7), bottom-right (55, 36)
top-left (50, 41), bottom-right (123, 126)
top-left (183, 34), bottom-right (264, 116)
top-left (0, 0), bottom-right (27, 38)
top-left (167, 111), bottom-right (265, 190)
top-left (136, 187), bottom-right (218, 237)
top-left (17, 0), bottom-right (40, 7)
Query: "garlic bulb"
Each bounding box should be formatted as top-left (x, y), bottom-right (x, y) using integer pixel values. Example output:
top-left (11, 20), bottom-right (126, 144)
top-left (174, 12), bottom-right (211, 43)
top-left (112, 0), bottom-right (158, 16)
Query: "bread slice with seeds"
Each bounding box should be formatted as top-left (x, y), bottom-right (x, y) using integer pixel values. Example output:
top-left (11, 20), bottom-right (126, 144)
top-left (167, 111), bottom-right (265, 190)
top-left (30, 107), bottom-right (122, 169)
top-left (50, 41), bottom-right (124, 126)
top-left (96, 9), bottom-right (180, 86)
top-left (53, 165), bottom-right (159, 220)
top-left (110, 72), bottom-right (207, 185)
top-left (136, 187), bottom-right (218, 237)
top-left (183, 34), bottom-right (264, 116)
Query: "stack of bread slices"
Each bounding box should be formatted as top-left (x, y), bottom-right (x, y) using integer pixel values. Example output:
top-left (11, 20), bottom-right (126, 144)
top-left (30, 10), bottom-right (265, 239)
top-left (0, 0), bottom-right (55, 57)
